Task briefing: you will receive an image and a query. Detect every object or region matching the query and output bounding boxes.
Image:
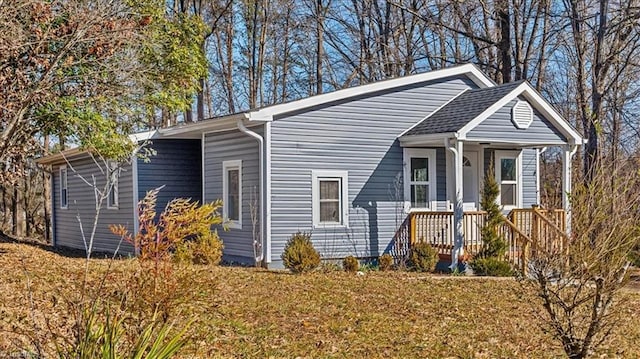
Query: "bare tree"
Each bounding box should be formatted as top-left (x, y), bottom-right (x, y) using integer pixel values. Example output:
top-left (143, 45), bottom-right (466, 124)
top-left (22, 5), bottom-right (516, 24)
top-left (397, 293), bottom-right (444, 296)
top-left (562, 0), bottom-right (640, 178)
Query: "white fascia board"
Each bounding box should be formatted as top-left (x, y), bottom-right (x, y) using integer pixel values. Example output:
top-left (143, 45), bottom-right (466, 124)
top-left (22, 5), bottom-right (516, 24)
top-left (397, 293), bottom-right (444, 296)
top-left (397, 88), bottom-right (470, 138)
top-left (461, 137), bottom-right (569, 147)
top-left (518, 85), bottom-right (584, 144)
top-left (247, 64), bottom-right (494, 120)
top-left (457, 82), bottom-right (584, 145)
top-left (158, 113), bottom-right (250, 137)
top-left (35, 147), bottom-right (85, 165)
top-left (457, 82), bottom-right (530, 139)
top-left (399, 133), bottom-right (456, 147)
top-left (129, 130), bottom-right (159, 142)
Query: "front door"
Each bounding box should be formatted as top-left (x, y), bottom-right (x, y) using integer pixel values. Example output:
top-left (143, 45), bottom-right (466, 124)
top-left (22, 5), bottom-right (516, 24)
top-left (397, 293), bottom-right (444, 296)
top-left (462, 151), bottom-right (479, 211)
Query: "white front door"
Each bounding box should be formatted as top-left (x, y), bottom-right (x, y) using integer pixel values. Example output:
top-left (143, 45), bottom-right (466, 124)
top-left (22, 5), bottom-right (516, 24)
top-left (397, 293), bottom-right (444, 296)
top-left (462, 151), bottom-right (479, 211)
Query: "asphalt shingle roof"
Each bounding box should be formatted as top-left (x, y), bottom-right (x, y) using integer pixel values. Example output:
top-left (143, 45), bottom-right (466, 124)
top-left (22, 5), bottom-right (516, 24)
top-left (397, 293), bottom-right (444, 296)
top-left (404, 80), bottom-right (525, 136)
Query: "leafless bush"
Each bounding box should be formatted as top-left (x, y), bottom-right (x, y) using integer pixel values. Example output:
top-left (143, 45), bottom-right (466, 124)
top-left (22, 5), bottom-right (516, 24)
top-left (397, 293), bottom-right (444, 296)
top-left (522, 160), bottom-right (640, 358)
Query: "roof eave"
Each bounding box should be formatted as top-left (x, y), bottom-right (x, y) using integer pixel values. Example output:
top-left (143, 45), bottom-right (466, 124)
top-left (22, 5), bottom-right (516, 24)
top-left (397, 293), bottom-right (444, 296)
top-left (399, 132), bottom-right (457, 147)
top-left (456, 82), bottom-right (585, 145)
top-left (35, 147), bottom-right (87, 166)
top-left (248, 64), bottom-right (494, 120)
top-left (157, 113), bottom-right (251, 138)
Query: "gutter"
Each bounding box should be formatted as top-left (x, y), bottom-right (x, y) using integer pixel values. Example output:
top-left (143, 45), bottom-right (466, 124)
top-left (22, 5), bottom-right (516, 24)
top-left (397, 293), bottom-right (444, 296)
top-left (237, 118), bottom-right (267, 266)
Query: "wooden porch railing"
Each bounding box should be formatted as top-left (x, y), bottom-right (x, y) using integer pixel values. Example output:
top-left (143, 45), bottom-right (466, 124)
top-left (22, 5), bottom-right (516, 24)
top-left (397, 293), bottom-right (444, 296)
top-left (499, 217), bottom-right (532, 274)
top-left (392, 207), bottom-right (568, 274)
top-left (392, 211), bottom-right (488, 258)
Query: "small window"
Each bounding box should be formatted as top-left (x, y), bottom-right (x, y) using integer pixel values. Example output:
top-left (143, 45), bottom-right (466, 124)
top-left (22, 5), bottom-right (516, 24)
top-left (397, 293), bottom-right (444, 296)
top-left (60, 166), bottom-right (68, 209)
top-left (312, 170), bottom-right (348, 227)
top-left (223, 160), bottom-right (242, 228)
top-left (404, 149), bottom-right (437, 210)
top-left (410, 158), bottom-right (430, 207)
top-left (495, 151), bottom-right (520, 208)
top-left (107, 161), bottom-right (119, 209)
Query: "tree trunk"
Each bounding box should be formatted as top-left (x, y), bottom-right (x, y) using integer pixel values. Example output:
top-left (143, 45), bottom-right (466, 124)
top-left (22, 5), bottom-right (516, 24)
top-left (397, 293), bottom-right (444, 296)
top-left (497, 0), bottom-right (511, 83)
top-left (316, 0), bottom-right (324, 94)
top-left (43, 134), bottom-right (51, 243)
top-left (12, 186), bottom-right (18, 237)
top-left (197, 77), bottom-right (205, 120)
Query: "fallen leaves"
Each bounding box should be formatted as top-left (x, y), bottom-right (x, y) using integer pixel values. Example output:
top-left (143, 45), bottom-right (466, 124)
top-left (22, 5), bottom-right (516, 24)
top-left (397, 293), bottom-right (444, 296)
top-left (1, 242), bottom-right (640, 358)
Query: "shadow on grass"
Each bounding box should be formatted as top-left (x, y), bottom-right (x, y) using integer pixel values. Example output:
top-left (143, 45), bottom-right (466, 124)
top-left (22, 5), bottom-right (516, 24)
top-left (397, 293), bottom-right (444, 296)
top-left (0, 232), bottom-right (128, 260)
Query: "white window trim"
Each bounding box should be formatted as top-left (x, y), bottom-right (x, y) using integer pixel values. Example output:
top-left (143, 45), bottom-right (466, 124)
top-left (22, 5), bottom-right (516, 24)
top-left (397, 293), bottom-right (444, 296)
top-left (495, 150), bottom-right (523, 210)
top-left (223, 160), bottom-right (242, 229)
top-left (403, 148), bottom-right (437, 212)
top-left (60, 165), bottom-right (68, 210)
top-left (312, 170), bottom-right (349, 229)
top-left (107, 161), bottom-right (119, 209)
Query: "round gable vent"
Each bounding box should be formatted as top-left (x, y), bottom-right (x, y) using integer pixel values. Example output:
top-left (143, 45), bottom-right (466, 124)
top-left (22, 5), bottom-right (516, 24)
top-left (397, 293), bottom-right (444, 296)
top-left (512, 100), bottom-right (533, 129)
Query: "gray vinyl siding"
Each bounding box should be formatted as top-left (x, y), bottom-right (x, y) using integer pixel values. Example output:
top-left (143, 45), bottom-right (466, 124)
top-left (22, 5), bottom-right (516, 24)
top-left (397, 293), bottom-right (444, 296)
top-left (521, 148), bottom-right (537, 207)
top-left (137, 139), bottom-right (202, 212)
top-left (52, 156), bottom-right (134, 255)
top-left (203, 127), bottom-right (262, 264)
top-left (483, 148), bottom-right (538, 209)
top-left (270, 76), bottom-right (477, 263)
top-left (467, 98), bottom-right (567, 143)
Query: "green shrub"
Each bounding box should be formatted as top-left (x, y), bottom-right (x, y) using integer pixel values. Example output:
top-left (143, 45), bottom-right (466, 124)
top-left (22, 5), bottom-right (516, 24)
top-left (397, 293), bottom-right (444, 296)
top-left (378, 254), bottom-right (394, 271)
top-left (471, 257), bottom-right (513, 277)
top-left (281, 232), bottom-right (320, 274)
top-left (409, 242), bottom-right (439, 272)
top-left (173, 233), bottom-right (224, 265)
top-left (342, 256), bottom-right (359, 272)
top-left (110, 189), bottom-right (224, 264)
top-left (478, 159), bottom-right (507, 259)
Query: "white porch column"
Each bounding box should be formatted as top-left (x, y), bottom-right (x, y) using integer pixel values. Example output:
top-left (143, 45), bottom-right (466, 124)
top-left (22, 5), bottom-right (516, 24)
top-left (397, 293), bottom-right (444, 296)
top-left (446, 138), bottom-right (464, 269)
top-left (562, 145), bottom-right (578, 234)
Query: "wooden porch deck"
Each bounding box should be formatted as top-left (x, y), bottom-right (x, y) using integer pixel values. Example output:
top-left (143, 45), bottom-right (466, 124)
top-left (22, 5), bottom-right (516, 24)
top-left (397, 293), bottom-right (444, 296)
top-left (390, 207), bottom-right (568, 274)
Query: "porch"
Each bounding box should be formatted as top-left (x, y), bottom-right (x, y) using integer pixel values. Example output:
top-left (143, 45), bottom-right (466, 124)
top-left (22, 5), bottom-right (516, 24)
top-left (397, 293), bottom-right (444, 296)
top-left (390, 207), bottom-right (569, 274)
top-left (396, 79), bottom-right (583, 271)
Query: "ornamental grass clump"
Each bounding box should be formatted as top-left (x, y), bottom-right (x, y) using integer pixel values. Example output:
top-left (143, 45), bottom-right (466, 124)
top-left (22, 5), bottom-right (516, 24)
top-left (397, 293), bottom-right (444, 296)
top-left (281, 232), bottom-right (320, 274)
top-left (342, 256), bottom-right (359, 272)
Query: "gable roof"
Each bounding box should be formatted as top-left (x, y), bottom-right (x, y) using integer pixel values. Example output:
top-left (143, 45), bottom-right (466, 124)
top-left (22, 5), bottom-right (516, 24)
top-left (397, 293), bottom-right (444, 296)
top-left (400, 80), bottom-right (583, 145)
top-left (245, 64), bottom-right (495, 121)
top-left (143, 63), bottom-right (497, 139)
top-left (403, 81), bottom-right (525, 136)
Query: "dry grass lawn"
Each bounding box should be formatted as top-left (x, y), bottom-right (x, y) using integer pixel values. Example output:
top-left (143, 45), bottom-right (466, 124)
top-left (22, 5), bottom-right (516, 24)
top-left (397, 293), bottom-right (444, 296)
top-left (1, 240), bottom-right (640, 358)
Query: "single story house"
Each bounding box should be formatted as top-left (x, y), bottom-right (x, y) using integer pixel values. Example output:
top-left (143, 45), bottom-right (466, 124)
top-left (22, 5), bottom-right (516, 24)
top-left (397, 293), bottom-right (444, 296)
top-left (38, 64), bottom-right (583, 268)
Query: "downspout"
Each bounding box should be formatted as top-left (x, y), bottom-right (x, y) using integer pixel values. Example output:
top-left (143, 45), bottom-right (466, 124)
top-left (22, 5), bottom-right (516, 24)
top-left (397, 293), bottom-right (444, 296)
top-left (237, 118), bottom-right (266, 266)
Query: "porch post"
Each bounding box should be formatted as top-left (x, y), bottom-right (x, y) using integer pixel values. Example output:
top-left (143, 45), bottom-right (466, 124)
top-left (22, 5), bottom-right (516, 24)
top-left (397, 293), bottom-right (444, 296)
top-left (562, 145), bottom-right (577, 234)
top-left (446, 138), bottom-right (464, 269)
